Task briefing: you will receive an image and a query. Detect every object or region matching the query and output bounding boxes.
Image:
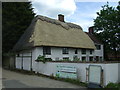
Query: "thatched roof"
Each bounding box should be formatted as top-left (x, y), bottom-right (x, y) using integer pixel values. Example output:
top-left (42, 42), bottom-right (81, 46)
top-left (13, 15), bottom-right (96, 52)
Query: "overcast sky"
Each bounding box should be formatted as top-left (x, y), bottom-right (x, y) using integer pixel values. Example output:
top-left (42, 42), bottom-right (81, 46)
top-left (31, 0), bottom-right (119, 31)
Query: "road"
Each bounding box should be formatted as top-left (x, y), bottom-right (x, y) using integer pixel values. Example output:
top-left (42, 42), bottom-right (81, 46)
top-left (2, 69), bottom-right (86, 88)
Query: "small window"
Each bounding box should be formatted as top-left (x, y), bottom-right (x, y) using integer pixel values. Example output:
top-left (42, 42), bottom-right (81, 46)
top-left (90, 50), bottom-right (93, 54)
top-left (62, 48), bottom-right (69, 54)
top-left (45, 58), bottom-right (52, 61)
top-left (89, 57), bottom-right (93, 61)
top-left (100, 57), bottom-right (102, 61)
top-left (43, 46), bottom-right (51, 55)
top-left (95, 56), bottom-right (99, 61)
top-left (75, 49), bottom-right (78, 54)
top-left (63, 57), bottom-right (69, 60)
top-left (95, 45), bottom-right (101, 50)
top-left (82, 57), bottom-right (86, 61)
top-left (82, 49), bottom-right (86, 54)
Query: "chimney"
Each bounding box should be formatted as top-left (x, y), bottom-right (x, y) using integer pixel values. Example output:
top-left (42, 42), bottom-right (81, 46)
top-left (88, 27), bottom-right (94, 34)
top-left (58, 14), bottom-right (64, 22)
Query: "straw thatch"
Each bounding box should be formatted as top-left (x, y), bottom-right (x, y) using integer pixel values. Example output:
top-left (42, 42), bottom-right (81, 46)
top-left (13, 15), bottom-right (96, 52)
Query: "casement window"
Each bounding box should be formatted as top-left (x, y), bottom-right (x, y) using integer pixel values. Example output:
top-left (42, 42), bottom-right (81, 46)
top-left (89, 57), bottom-right (93, 61)
top-left (43, 46), bottom-right (51, 55)
top-left (75, 49), bottom-right (78, 54)
top-left (82, 57), bottom-right (86, 61)
top-left (63, 57), bottom-right (69, 60)
top-left (95, 45), bottom-right (101, 50)
top-left (90, 50), bottom-right (93, 54)
top-left (62, 48), bottom-right (69, 54)
top-left (82, 49), bottom-right (86, 54)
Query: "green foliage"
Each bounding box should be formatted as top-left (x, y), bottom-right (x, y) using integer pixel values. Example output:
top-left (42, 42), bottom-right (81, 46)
top-left (105, 82), bottom-right (120, 88)
top-left (36, 55), bottom-right (52, 63)
top-left (2, 2), bottom-right (35, 54)
top-left (62, 58), bottom-right (71, 61)
top-left (36, 55), bottom-right (46, 63)
top-left (73, 56), bottom-right (80, 61)
top-left (94, 2), bottom-right (120, 60)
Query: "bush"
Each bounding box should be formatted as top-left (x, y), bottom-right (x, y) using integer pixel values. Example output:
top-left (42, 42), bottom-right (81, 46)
top-left (36, 55), bottom-right (53, 63)
top-left (105, 82), bottom-right (120, 88)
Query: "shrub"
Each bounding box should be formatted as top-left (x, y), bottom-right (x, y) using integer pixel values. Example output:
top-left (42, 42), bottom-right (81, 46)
top-left (105, 82), bottom-right (120, 88)
top-left (36, 55), bottom-right (53, 63)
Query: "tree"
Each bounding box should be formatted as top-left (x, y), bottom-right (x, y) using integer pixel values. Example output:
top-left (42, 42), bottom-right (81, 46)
top-left (94, 2), bottom-right (120, 60)
top-left (2, 2), bottom-right (35, 55)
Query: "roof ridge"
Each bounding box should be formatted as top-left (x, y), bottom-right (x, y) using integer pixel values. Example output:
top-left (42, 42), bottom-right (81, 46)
top-left (35, 15), bottom-right (82, 30)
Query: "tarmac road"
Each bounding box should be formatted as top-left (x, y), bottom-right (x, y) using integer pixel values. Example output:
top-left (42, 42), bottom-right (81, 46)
top-left (2, 69), bottom-right (86, 88)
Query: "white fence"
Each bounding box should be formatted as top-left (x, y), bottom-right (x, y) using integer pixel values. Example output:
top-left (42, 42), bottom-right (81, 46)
top-left (15, 60), bottom-right (120, 86)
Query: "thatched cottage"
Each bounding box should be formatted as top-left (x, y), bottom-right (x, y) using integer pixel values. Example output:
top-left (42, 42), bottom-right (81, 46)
top-left (13, 14), bottom-right (103, 71)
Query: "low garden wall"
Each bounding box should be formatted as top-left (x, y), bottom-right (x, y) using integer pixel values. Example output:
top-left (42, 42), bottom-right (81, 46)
top-left (33, 61), bottom-right (120, 86)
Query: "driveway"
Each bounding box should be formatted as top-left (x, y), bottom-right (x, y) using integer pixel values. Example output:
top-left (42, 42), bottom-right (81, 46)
top-left (2, 69), bottom-right (86, 88)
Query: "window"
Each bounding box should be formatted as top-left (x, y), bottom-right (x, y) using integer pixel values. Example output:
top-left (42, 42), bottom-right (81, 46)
top-left (95, 45), bottom-right (101, 50)
top-left (95, 56), bottom-right (99, 61)
top-left (82, 57), bottom-right (86, 61)
top-left (62, 48), bottom-right (69, 54)
top-left (73, 56), bottom-right (80, 61)
top-left (100, 57), bottom-right (102, 61)
top-left (82, 49), bottom-right (86, 54)
top-left (89, 57), bottom-right (93, 61)
top-left (43, 46), bottom-right (51, 55)
top-left (90, 50), bottom-right (93, 54)
top-left (75, 49), bottom-right (78, 54)
top-left (63, 57), bottom-right (69, 60)
top-left (45, 58), bottom-right (52, 61)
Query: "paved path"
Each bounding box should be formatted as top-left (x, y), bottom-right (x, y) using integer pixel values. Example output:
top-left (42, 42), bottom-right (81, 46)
top-left (2, 69), bottom-right (86, 88)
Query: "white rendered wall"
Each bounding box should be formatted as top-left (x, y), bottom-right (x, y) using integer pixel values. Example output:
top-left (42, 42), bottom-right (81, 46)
top-left (15, 57), bottom-right (22, 69)
top-left (94, 44), bottom-right (104, 60)
top-left (34, 47), bottom-right (95, 61)
top-left (34, 62), bottom-right (119, 86)
top-left (23, 57), bottom-right (31, 70)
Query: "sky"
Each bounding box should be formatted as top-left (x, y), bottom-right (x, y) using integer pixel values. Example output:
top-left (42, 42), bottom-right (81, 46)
top-left (31, 0), bottom-right (119, 31)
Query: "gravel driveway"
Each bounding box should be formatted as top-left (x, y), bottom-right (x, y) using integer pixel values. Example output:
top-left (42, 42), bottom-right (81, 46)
top-left (2, 69), bottom-right (86, 88)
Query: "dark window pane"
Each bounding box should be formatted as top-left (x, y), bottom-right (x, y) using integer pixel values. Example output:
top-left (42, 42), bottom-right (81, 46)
top-left (62, 48), bottom-right (69, 54)
top-left (63, 57), bottom-right (69, 61)
top-left (43, 46), bottom-right (51, 55)
top-left (89, 57), bottom-right (93, 61)
top-left (82, 49), bottom-right (86, 54)
top-left (90, 50), bottom-right (93, 54)
top-left (95, 45), bottom-right (101, 50)
top-left (82, 57), bottom-right (86, 61)
top-left (75, 49), bottom-right (78, 54)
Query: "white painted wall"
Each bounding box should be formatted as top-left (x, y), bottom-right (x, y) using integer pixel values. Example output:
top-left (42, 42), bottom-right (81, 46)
top-left (15, 46), bottom-right (104, 71)
top-left (23, 57), bottom-right (31, 70)
top-left (34, 47), bottom-right (96, 61)
top-left (15, 57), bottom-right (22, 69)
top-left (94, 44), bottom-right (104, 60)
top-left (33, 62), bottom-right (119, 86)
top-left (15, 48), bottom-right (119, 86)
